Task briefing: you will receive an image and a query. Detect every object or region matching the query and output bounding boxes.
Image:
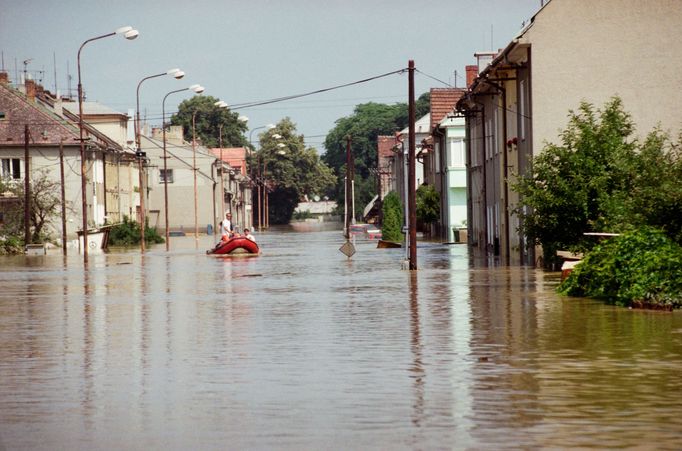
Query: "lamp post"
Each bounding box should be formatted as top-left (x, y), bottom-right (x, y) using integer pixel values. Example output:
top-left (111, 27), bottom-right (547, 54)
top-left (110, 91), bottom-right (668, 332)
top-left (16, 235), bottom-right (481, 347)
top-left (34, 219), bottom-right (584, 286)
top-left (248, 124), bottom-right (275, 231)
top-left (135, 68), bottom-right (184, 252)
top-left (214, 100), bottom-right (229, 223)
top-left (77, 25), bottom-right (138, 264)
top-left (262, 140), bottom-right (286, 229)
top-left (162, 84), bottom-right (204, 251)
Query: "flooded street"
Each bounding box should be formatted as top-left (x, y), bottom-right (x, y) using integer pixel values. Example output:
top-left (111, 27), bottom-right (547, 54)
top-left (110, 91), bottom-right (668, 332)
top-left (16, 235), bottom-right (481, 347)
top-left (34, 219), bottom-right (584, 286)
top-left (1, 228), bottom-right (682, 450)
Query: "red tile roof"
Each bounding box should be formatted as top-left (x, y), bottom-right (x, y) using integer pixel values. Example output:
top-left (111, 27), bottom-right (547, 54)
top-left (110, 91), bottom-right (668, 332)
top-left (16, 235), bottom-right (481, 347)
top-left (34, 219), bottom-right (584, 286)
top-left (377, 135), bottom-right (397, 160)
top-left (430, 88), bottom-right (466, 130)
top-left (0, 83), bottom-right (80, 146)
top-left (210, 147), bottom-right (248, 175)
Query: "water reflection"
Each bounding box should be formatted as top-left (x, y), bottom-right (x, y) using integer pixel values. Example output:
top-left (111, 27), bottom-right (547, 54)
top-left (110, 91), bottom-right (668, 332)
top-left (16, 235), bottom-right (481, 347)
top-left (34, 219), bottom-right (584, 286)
top-left (0, 230), bottom-right (681, 449)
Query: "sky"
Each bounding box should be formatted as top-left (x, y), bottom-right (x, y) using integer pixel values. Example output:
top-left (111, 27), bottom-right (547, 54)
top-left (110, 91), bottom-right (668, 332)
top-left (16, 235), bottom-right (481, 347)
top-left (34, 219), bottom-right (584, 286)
top-left (0, 0), bottom-right (542, 152)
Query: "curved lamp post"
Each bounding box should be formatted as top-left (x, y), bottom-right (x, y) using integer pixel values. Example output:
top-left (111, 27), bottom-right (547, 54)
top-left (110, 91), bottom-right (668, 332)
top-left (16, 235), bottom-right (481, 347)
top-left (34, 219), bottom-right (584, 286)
top-left (77, 25), bottom-right (138, 264)
top-left (135, 68), bottom-right (184, 252)
top-left (161, 84), bottom-right (204, 251)
top-left (214, 100), bottom-right (229, 224)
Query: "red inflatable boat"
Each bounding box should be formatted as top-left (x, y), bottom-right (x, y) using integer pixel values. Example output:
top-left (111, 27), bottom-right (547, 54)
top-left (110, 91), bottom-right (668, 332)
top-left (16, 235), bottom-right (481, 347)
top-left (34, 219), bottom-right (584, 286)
top-left (207, 237), bottom-right (260, 256)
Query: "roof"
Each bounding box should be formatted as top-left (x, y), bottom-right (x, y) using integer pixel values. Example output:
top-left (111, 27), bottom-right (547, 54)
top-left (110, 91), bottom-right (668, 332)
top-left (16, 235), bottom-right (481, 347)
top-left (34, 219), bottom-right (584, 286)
top-left (0, 82), bottom-right (80, 146)
top-left (430, 88), bottom-right (465, 130)
top-left (63, 102), bottom-right (127, 117)
top-left (210, 147), bottom-right (248, 175)
top-left (400, 113), bottom-right (431, 135)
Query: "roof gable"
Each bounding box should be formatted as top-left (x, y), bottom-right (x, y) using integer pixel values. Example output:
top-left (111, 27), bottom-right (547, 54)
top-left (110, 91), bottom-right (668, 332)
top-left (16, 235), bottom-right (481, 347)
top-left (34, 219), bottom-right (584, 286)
top-left (430, 88), bottom-right (465, 130)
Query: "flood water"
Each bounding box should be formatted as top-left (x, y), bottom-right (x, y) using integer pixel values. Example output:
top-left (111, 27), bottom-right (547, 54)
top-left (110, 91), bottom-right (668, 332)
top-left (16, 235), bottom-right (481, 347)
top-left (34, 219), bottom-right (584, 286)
top-left (1, 227), bottom-right (681, 450)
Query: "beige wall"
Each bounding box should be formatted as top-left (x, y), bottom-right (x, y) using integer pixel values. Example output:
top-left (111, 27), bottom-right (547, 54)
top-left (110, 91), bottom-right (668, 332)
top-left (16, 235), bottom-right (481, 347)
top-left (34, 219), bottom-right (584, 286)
top-left (524, 0), bottom-right (682, 151)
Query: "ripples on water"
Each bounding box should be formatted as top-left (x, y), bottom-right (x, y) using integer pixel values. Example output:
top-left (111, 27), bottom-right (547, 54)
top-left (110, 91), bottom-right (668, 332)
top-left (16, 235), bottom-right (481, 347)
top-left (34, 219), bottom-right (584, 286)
top-left (1, 228), bottom-right (681, 450)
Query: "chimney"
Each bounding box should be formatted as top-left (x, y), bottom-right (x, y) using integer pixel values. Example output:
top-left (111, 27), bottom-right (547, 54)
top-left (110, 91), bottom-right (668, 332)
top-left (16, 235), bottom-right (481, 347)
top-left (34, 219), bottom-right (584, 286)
top-left (466, 65), bottom-right (479, 88)
top-left (0, 71), bottom-right (8, 85)
top-left (25, 79), bottom-right (36, 101)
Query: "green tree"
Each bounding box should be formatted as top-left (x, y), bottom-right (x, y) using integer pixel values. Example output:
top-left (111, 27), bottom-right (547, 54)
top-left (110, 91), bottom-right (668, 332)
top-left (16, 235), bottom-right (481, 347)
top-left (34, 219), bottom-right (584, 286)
top-left (322, 92), bottom-right (430, 218)
top-left (416, 183), bottom-right (440, 231)
top-left (251, 118), bottom-right (336, 224)
top-left (381, 191), bottom-right (404, 242)
top-left (512, 98), bottom-right (638, 264)
top-left (513, 97), bottom-right (682, 266)
top-left (170, 95), bottom-right (248, 148)
top-left (1, 169), bottom-right (61, 243)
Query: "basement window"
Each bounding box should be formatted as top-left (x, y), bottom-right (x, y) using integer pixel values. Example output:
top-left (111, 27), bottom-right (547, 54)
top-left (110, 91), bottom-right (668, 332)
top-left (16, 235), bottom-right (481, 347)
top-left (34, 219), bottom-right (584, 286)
top-left (0, 111), bottom-right (6, 121)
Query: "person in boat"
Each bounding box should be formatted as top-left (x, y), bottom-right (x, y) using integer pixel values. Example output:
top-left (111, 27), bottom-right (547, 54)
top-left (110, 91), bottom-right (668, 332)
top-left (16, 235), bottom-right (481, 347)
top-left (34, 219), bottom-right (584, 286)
top-left (244, 228), bottom-right (256, 243)
top-left (220, 212), bottom-right (234, 241)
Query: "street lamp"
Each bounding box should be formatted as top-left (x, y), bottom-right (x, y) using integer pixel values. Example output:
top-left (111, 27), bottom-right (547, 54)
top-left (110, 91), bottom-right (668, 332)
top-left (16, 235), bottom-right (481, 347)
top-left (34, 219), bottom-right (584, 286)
top-left (161, 84), bottom-right (204, 251)
top-left (135, 68), bottom-right (185, 252)
top-left (249, 123), bottom-right (276, 148)
top-left (214, 100), bottom-right (229, 226)
top-left (77, 25), bottom-right (138, 264)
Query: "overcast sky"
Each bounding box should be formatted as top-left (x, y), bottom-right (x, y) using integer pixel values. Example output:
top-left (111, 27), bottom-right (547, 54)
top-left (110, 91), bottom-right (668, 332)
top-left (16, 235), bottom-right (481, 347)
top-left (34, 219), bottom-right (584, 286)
top-left (1, 0), bottom-right (542, 151)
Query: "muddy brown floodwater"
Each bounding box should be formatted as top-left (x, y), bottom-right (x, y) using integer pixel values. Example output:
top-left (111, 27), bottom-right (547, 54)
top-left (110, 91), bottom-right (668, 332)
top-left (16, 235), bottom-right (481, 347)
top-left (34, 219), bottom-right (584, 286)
top-left (1, 227), bottom-right (681, 450)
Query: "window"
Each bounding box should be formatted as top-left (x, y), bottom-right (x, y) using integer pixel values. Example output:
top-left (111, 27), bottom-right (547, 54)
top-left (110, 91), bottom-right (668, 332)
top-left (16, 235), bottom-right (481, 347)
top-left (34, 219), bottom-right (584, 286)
top-left (0, 111), bottom-right (6, 120)
top-left (159, 169), bottom-right (174, 184)
top-left (1, 158), bottom-right (21, 179)
top-left (449, 138), bottom-right (465, 167)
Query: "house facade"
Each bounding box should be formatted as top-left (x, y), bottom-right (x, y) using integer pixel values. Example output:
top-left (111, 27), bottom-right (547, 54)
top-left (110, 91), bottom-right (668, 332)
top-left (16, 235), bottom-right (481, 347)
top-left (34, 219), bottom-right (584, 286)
top-left (427, 88), bottom-right (466, 242)
top-left (457, 0), bottom-right (682, 265)
top-left (0, 72), bottom-right (138, 243)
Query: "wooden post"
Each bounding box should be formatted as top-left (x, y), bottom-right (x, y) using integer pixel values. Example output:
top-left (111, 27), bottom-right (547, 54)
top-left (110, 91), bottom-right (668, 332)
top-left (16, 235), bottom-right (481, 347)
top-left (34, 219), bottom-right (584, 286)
top-left (24, 125), bottom-right (30, 245)
top-left (59, 139), bottom-right (67, 254)
top-left (408, 60), bottom-right (417, 270)
top-left (345, 135), bottom-right (352, 238)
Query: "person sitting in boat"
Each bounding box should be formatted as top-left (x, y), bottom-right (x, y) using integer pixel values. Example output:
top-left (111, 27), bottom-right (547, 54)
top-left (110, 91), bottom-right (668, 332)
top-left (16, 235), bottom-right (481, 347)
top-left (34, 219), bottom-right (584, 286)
top-left (220, 212), bottom-right (234, 241)
top-left (244, 228), bottom-right (256, 243)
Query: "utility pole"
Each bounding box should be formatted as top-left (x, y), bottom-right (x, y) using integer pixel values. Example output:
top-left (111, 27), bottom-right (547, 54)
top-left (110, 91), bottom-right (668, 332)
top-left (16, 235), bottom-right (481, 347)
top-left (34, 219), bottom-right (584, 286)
top-left (24, 125), bottom-right (30, 245)
top-left (192, 112), bottom-right (199, 248)
top-left (345, 135), bottom-right (352, 238)
top-left (408, 60), bottom-right (417, 270)
top-left (59, 139), bottom-right (67, 254)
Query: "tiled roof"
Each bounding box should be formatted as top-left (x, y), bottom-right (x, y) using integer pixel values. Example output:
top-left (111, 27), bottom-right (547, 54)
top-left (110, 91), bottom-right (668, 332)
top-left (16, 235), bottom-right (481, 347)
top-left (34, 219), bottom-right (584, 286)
top-left (430, 88), bottom-right (465, 130)
top-left (0, 83), bottom-right (80, 146)
top-left (210, 147), bottom-right (247, 175)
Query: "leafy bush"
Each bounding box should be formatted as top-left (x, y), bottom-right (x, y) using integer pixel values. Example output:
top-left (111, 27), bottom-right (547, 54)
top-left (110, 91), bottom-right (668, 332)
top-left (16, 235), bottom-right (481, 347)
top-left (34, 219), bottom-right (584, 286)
top-left (0, 236), bottom-right (23, 255)
top-left (292, 209), bottom-right (313, 220)
top-left (108, 216), bottom-right (165, 246)
top-left (381, 191), bottom-right (404, 242)
top-left (416, 183), bottom-right (440, 225)
top-left (559, 227), bottom-right (682, 308)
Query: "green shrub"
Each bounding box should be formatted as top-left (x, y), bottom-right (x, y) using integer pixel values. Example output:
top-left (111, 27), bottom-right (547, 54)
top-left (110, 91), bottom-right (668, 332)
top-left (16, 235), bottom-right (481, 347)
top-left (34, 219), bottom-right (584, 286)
top-left (381, 191), bottom-right (404, 242)
top-left (108, 216), bottom-right (164, 246)
top-left (559, 227), bottom-right (682, 308)
top-left (0, 236), bottom-right (23, 255)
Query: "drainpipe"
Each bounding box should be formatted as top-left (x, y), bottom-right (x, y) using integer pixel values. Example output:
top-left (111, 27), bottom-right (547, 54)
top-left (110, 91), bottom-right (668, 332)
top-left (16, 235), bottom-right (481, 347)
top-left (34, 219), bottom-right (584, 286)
top-left (431, 125), bottom-right (446, 241)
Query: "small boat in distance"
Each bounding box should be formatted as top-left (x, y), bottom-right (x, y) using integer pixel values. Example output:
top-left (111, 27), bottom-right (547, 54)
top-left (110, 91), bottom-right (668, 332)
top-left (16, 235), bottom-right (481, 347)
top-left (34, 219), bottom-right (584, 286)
top-left (207, 237), bottom-right (260, 256)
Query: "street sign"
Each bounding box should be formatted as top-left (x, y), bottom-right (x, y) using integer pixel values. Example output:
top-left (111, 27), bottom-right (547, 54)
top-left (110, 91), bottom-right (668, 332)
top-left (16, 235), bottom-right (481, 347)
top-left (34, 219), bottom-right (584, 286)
top-left (339, 240), bottom-right (356, 258)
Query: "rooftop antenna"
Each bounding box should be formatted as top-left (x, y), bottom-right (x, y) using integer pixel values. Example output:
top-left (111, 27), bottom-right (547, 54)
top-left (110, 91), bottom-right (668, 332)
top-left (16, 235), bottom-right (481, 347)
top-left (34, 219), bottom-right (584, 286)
top-left (53, 52), bottom-right (58, 95)
top-left (66, 60), bottom-right (72, 100)
top-left (23, 58), bottom-right (33, 82)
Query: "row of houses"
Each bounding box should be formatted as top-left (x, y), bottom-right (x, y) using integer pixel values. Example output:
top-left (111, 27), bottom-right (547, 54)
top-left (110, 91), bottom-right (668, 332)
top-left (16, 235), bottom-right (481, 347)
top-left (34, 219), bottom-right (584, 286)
top-left (0, 71), bottom-right (253, 248)
top-left (377, 0), bottom-right (682, 266)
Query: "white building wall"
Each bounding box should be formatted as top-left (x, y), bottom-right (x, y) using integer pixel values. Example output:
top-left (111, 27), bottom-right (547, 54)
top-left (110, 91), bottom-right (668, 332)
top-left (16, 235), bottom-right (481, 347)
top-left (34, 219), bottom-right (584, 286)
top-left (524, 0), bottom-right (682, 152)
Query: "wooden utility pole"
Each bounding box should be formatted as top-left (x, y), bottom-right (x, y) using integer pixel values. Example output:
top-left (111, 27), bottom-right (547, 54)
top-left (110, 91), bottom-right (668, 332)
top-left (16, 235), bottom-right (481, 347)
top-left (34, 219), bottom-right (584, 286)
top-left (192, 113), bottom-right (198, 248)
top-left (59, 139), bottom-right (67, 254)
top-left (408, 60), bottom-right (417, 270)
top-left (24, 125), bottom-right (30, 245)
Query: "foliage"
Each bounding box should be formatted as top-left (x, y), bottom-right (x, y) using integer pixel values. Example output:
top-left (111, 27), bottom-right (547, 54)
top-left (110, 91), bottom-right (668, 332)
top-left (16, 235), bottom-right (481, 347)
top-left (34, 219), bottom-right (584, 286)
top-left (322, 92), bottom-right (430, 216)
top-left (0, 236), bottom-right (23, 255)
top-left (249, 118), bottom-right (336, 224)
top-left (1, 169), bottom-right (62, 243)
top-left (512, 97), bottom-right (682, 265)
top-left (559, 228), bottom-right (682, 309)
top-left (416, 183), bottom-right (440, 225)
top-left (170, 95), bottom-right (248, 148)
top-left (108, 216), bottom-right (165, 246)
top-left (292, 209), bottom-right (313, 220)
top-left (381, 191), bottom-right (404, 242)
